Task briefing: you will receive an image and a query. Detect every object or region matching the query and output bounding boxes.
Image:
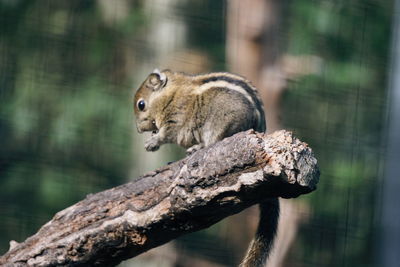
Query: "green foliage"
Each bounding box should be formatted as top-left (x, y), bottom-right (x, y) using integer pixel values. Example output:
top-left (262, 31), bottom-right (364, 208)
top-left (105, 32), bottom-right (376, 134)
top-left (283, 0), bottom-right (392, 265)
top-left (0, 1), bottom-right (145, 254)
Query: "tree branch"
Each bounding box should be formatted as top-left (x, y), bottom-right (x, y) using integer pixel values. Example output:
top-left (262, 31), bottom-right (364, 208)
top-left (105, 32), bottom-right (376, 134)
top-left (0, 130), bottom-right (319, 267)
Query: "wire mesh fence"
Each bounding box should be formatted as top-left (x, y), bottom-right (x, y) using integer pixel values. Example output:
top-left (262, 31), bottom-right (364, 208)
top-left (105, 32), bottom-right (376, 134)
top-left (0, 0), bottom-right (396, 266)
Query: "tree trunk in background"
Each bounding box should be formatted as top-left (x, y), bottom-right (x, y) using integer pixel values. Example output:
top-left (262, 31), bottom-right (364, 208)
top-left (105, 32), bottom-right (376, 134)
top-left (227, 1), bottom-right (309, 266)
top-left (97, 0), bottom-right (188, 265)
top-left (379, 0), bottom-right (400, 264)
top-left (116, 1), bottom-right (212, 266)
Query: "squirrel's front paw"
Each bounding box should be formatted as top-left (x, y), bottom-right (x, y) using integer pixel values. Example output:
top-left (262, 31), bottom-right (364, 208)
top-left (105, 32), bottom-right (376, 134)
top-left (144, 137), bottom-right (160, 151)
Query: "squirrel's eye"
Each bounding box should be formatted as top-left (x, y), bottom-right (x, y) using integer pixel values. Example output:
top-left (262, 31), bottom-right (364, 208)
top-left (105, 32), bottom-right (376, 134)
top-left (137, 100), bottom-right (146, 111)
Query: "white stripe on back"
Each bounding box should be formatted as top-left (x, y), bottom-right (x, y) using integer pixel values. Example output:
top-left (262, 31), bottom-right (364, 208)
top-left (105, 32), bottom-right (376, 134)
top-left (195, 80), bottom-right (255, 105)
top-left (194, 80), bottom-right (262, 124)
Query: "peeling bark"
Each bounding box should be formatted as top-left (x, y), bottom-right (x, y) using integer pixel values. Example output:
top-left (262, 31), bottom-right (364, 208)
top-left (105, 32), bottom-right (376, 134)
top-left (0, 130), bottom-right (319, 267)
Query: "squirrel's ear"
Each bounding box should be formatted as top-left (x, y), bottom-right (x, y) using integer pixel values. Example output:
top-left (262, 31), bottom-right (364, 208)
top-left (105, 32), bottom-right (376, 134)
top-left (147, 69), bottom-right (167, 90)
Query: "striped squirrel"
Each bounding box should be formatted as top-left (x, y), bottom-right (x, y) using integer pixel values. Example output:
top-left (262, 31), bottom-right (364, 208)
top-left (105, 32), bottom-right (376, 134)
top-left (133, 69), bottom-right (279, 267)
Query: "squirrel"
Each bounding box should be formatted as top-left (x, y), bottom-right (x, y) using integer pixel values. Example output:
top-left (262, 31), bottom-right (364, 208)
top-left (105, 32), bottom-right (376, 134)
top-left (133, 69), bottom-right (279, 267)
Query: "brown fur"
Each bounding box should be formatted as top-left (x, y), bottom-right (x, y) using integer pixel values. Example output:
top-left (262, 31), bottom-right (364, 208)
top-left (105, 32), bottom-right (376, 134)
top-left (134, 69), bottom-right (264, 152)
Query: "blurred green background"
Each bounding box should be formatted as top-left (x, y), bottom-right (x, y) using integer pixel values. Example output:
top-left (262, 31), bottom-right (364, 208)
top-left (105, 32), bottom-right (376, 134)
top-left (0, 0), bottom-right (395, 266)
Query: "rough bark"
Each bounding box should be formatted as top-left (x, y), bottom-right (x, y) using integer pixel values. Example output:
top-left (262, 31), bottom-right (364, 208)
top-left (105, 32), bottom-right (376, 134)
top-left (0, 130), bottom-right (319, 267)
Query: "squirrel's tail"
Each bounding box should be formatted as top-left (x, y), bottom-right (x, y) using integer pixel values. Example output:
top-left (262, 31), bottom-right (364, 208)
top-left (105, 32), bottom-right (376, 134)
top-left (240, 198), bottom-right (280, 267)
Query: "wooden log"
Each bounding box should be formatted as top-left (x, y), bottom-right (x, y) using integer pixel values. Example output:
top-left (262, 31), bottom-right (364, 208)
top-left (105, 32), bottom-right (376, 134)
top-left (0, 130), bottom-right (319, 266)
